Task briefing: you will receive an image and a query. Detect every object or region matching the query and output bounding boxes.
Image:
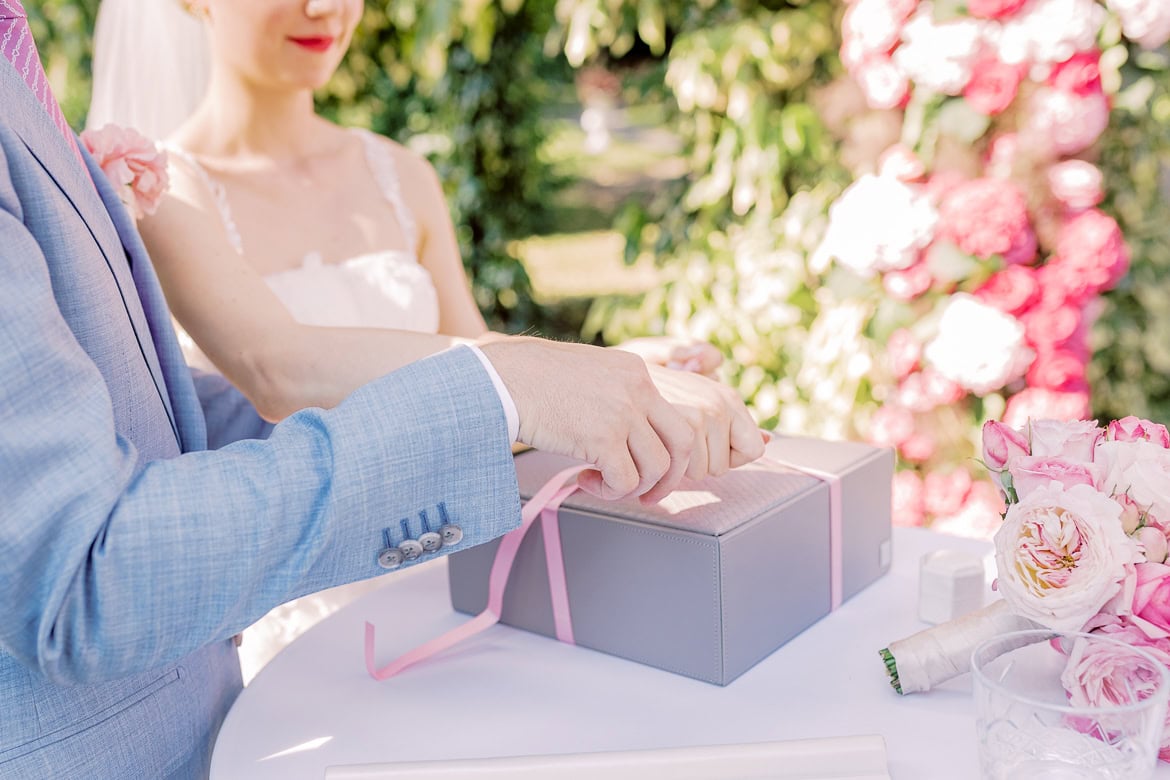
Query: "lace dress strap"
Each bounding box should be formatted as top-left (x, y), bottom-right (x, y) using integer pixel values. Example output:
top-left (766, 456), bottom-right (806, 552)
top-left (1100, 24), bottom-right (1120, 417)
top-left (163, 144), bottom-right (244, 255)
top-left (354, 128), bottom-right (419, 256)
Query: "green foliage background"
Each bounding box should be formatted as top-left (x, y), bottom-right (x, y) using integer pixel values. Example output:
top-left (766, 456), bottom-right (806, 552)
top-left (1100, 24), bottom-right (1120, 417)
top-left (23, 0), bottom-right (1170, 427)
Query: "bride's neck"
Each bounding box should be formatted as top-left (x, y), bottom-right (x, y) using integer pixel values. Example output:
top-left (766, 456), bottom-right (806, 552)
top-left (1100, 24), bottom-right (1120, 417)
top-left (180, 72), bottom-right (329, 162)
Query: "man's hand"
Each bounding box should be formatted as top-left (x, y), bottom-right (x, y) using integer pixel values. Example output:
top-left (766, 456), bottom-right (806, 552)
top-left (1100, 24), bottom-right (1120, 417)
top-left (477, 337), bottom-right (764, 503)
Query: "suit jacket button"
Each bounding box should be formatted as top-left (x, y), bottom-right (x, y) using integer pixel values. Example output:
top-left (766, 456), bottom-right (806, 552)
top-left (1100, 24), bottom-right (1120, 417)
top-left (377, 548), bottom-right (404, 570)
top-left (418, 531), bottom-right (442, 553)
top-left (398, 539), bottom-right (424, 560)
top-left (439, 524), bottom-right (463, 546)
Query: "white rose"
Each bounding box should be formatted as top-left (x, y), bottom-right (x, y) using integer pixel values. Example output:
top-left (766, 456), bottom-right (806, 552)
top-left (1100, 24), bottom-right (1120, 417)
top-left (894, 7), bottom-right (983, 95)
top-left (994, 482), bottom-right (1139, 630)
top-left (991, 0), bottom-right (1103, 66)
top-left (1097, 439), bottom-right (1170, 497)
top-left (1127, 454), bottom-right (1170, 527)
top-left (923, 294), bottom-right (1033, 395)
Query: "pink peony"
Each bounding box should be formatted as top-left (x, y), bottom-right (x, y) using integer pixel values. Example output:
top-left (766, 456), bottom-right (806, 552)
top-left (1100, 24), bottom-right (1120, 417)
top-left (1082, 618), bottom-right (1170, 760)
top-left (1047, 159), bottom-right (1104, 212)
top-left (1025, 87), bottom-right (1111, 157)
top-left (1026, 346), bottom-right (1089, 393)
top-left (886, 328), bottom-right (922, 378)
top-left (1034, 261), bottom-right (1099, 309)
top-left (963, 53), bottom-right (1025, 115)
top-left (1048, 51), bottom-right (1104, 96)
top-left (967, 0), bottom-right (1029, 19)
top-left (937, 178), bottom-right (1037, 265)
top-left (982, 419), bottom-right (1030, 471)
top-left (1108, 417), bottom-right (1170, 448)
top-left (1021, 303), bottom-right (1084, 349)
top-left (1051, 209), bottom-right (1130, 298)
top-left (1004, 388), bottom-right (1091, 428)
top-left (80, 124), bottom-right (169, 220)
top-left (976, 265), bottom-right (1040, 316)
top-left (1061, 630), bottom-right (1170, 726)
top-left (924, 468), bottom-right (974, 517)
top-left (1008, 455), bottom-right (1100, 498)
top-left (892, 470), bottom-right (926, 527)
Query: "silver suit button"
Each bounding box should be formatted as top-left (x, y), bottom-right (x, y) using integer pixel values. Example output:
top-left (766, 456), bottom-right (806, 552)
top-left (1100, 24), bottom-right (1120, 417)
top-left (439, 524), bottom-right (463, 546)
top-left (377, 548), bottom-right (404, 570)
top-left (418, 531), bottom-right (442, 553)
top-left (398, 539), bottom-right (424, 561)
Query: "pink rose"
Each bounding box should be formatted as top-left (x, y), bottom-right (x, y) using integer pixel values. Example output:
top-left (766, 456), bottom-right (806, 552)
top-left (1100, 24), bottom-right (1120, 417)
top-left (1025, 347), bottom-right (1088, 393)
top-left (1048, 51), bottom-right (1103, 96)
top-left (79, 124), bottom-right (169, 220)
top-left (882, 259), bottom-right (933, 301)
top-left (982, 419), bottom-right (1030, 470)
top-left (1138, 527), bottom-right (1170, 564)
top-left (963, 53), bottom-right (1025, 115)
top-left (966, 0), bottom-right (1028, 19)
top-left (1003, 388), bottom-right (1090, 428)
top-left (937, 178), bottom-right (1037, 265)
top-left (1030, 418), bottom-right (1103, 462)
top-left (868, 404), bottom-right (916, 448)
top-left (1108, 416), bottom-right (1170, 448)
top-left (892, 470), bottom-right (926, 527)
top-left (976, 265), bottom-right (1040, 316)
top-left (900, 431), bottom-right (936, 463)
top-left (886, 328), bottom-right (922, 378)
top-left (1061, 631), bottom-right (1170, 720)
top-left (1054, 209), bottom-right (1129, 296)
top-left (1047, 159), bottom-right (1104, 212)
top-left (1033, 261), bottom-right (1098, 308)
top-left (1008, 455), bottom-right (1101, 498)
top-left (1133, 563), bottom-right (1170, 633)
top-left (924, 468), bottom-right (973, 517)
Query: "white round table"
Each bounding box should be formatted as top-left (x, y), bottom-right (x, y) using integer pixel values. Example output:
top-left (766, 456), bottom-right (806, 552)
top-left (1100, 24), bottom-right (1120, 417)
top-left (210, 527), bottom-right (1170, 779)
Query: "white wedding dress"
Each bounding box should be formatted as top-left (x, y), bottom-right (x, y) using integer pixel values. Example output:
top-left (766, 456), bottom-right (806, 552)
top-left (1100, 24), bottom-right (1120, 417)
top-left (168, 129), bottom-right (442, 683)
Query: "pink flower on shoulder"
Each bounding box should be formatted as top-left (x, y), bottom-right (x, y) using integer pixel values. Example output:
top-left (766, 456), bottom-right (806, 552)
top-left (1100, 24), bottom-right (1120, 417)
top-left (80, 124), bottom-right (169, 220)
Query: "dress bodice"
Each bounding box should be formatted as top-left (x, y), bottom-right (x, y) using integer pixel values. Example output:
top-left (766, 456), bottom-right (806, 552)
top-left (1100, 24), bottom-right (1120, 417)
top-left (165, 129), bottom-right (440, 371)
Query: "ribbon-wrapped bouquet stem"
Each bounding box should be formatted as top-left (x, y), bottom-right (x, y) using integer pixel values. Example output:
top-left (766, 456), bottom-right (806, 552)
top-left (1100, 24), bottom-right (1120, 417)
top-left (881, 416), bottom-right (1170, 758)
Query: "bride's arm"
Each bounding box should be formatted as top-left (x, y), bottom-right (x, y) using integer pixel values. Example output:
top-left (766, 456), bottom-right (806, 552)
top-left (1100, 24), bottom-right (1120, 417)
top-left (138, 164), bottom-right (467, 422)
top-left (392, 147), bottom-right (491, 340)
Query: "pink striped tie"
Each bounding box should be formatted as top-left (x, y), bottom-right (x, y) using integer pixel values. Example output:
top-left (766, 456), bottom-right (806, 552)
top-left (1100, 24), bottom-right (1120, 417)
top-left (0, 0), bottom-right (86, 166)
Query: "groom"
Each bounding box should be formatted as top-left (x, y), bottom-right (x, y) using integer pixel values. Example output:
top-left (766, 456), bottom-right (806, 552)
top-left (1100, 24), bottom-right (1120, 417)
top-left (0, 5), bottom-right (762, 777)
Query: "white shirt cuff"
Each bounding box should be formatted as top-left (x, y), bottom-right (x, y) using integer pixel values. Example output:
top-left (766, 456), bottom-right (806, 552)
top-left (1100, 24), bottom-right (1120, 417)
top-left (467, 345), bottom-right (520, 443)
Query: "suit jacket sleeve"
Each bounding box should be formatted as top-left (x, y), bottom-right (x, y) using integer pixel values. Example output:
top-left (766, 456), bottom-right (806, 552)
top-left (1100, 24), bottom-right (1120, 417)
top-left (190, 368), bottom-right (274, 447)
top-left (0, 163), bottom-right (521, 684)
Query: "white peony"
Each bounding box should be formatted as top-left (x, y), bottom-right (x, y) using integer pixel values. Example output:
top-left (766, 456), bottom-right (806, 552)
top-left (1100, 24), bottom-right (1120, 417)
top-left (1098, 440), bottom-right (1170, 524)
top-left (813, 174), bottom-right (937, 277)
top-left (1107, 0), bottom-right (1170, 50)
top-left (923, 294), bottom-right (1033, 395)
top-left (991, 0), bottom-right (1104, 66)
top-left (994, 482), bottom-right (1139, 631)
top-left (893, 7), bottom-right (984, 95)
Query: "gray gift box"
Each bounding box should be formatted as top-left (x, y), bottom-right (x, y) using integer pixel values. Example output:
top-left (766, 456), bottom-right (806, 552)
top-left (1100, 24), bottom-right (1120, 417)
top-left (448, 436), bottom-right (894, 685)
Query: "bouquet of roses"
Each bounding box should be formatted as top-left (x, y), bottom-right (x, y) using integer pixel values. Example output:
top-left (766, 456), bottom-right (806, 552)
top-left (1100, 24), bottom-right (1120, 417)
top-left (882, 415), bottom-right (1170, 756)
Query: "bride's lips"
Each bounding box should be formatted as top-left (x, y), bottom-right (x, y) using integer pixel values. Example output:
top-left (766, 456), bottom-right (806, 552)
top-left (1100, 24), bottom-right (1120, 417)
top-left (288, 36), bottom-right (335, 53)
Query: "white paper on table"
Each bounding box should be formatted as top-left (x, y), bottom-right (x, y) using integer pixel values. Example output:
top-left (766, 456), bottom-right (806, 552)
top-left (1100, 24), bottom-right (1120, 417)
top-left (324, 735), bottom-right (890, 779)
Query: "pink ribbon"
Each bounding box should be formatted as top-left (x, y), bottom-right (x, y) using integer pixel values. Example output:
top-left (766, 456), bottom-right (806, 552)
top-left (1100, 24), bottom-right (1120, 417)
top-left (365, 465), bottom-right (585, 680)
top-left (762, 455), bottom-right (844, 610)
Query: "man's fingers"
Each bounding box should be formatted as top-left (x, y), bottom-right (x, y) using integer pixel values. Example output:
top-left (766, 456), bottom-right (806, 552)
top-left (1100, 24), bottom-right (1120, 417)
top-left (626, 419), bottom-right (673, 499)
top-left (640, 403), bottom-right (694, 504)
top-left (728, 408), bottom-right (766, 468)
top-left (705, 410), bottom-right (732, 477)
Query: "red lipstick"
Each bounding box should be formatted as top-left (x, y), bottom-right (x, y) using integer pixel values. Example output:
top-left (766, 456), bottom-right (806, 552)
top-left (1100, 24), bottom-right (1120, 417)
top-left (288, 36), bottom-right (334, 53)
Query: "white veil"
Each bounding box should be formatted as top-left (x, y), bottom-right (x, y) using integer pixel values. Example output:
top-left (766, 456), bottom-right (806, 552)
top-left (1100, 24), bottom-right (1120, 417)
top-left (87, 0), bottom-right (212, 140)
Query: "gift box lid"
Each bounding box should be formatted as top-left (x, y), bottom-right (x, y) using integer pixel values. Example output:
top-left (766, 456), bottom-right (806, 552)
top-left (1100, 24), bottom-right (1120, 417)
top-left (514, 436), bottom-right (875, 537)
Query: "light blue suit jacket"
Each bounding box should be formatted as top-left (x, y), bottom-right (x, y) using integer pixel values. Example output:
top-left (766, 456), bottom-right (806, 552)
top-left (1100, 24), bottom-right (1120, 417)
top-left (0, 59), bottom-right (521, 778)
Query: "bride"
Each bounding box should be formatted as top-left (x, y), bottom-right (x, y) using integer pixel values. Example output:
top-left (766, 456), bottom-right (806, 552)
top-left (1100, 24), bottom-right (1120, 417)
top-left (89, 0), bottom-right (744, 682)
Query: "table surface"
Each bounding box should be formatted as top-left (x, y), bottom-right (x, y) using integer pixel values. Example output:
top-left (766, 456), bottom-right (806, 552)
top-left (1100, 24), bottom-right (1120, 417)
top-left (210, 527), bottom-right (1170, 779)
